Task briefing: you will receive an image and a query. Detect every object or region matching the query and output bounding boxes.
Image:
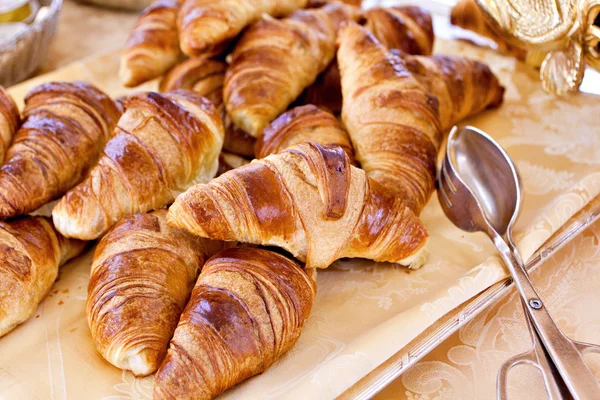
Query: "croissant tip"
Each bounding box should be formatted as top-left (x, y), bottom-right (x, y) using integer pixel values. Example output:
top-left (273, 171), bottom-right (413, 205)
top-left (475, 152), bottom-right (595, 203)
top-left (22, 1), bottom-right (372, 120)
top-left (119, 63), bottom-right (141, 88)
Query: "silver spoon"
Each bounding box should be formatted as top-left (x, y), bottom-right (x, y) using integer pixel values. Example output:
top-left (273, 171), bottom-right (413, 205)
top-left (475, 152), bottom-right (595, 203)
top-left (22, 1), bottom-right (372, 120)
top-left (438, 126), bottom-right (600, 400)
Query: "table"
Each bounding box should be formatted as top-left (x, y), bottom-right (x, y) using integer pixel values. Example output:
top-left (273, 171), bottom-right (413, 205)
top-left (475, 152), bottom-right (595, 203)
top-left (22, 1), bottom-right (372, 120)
top-left (33, 2), bottom-right (600, 399)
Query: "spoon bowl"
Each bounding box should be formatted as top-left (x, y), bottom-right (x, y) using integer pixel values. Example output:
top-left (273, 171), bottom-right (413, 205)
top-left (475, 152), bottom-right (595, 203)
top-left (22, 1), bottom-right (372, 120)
top-left (438, 126), bottom-right (521, 237)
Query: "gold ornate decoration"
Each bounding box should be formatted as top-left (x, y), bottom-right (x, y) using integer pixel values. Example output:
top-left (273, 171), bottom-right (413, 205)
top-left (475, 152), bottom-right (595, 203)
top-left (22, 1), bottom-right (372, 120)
top-left (477, 0), bottom-right (600, 95)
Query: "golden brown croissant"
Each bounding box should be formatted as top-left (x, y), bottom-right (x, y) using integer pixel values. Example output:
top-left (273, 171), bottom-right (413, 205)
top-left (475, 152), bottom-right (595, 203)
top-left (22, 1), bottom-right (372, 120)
top-left (160, 58), bottom-right (256, 157)
top-left (178, 0), bottom-right (309, 57)
top-left (224, 2), bottom-right (361, 137)
top-left (255, 104), bottom-right (354, 162)
top-left (168, 142), bottom-right (429, 269)
top-left (87, 209), bottom-right (228, 377)
top-left (399, 52), bottom-right (505, 130)
top-left (0, 86), bottom-right (19, 164)
top-left (217, 152), bottom-right (250, 176)
top-left (0, 82), bottom-right (120, 220)
top-left (365, 6), bottom-right (434, 55)
top-left (300, 6), bottom-right (432, 114)
top-left (338, 22), bottom-right (442, 215)
top-left (450, 0), bottom-right (526, 60)
top-left (52, 90), bottom-right (224, 240)
top-left (0, 216), bottom-right (85, 337)
top-left (120, 0), bottom-right (183, 87)
top-left (154, 247), bottom-right (316, 399)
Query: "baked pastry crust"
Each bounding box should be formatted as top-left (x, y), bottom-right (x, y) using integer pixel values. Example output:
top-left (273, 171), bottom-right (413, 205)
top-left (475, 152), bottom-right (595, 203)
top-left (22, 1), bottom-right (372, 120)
top-left (154, 247), bottom-right (316, 400)
top-left (87, 209), bottom-right (228, 376)
top-left (0, 82), bottom-right (120, 219)
top-left (52, 90), bottom-right (224, 240)
top-left (0, 217), bottom-right (85, 337)
top-left (120, 0), bottom-right (183, 87)
top-left (168, 142), bottom-right (429, 269)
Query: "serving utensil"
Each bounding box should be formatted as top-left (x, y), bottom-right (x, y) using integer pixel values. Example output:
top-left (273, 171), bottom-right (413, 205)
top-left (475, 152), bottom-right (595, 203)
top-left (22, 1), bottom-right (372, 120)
top-left (437, 126), bottom-right (600, 399)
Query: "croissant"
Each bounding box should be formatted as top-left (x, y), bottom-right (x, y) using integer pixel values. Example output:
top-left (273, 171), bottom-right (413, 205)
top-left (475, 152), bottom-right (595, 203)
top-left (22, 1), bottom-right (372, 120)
top-left (0, 86), bottom-right (19, 164)
top-left (120, 0), bottom-right (183, 87)
top-left (160, 58), bottom-right (256, 157)
top-left (255, 104), bottom-right (354, 162)
top-left (52, 90), bottom-right (224, 240)
top-left (365, 6), bottom-right (434, 54)
top-left (0, 216), bottom-right (85, 337)
top-left (450, 0), bottom-right (526, 59)
top-left (168, 142), bottom-right (429, 269)
top-left (399, 52), bottom-right (505, 130)
top-left (217, 152), bottom-right (250, 176)
top-left (0, 82), bottom-right (120, 219)
top-left (154, 247), bottom-right (316, 399)
top-left (178, 0), bottom-right (309, 57)
top-left (338, 22), bottom-right (442, 215)
top-left (87, 209), bottom-right (228, 377)
top-left (224, 2), bottom-right (361, 137)
top-left (300, 6), bottom-right (432, 114)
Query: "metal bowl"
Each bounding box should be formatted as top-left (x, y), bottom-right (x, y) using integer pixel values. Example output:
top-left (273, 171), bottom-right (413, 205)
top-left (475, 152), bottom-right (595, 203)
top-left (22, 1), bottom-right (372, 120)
top-left (0, 0), bottom-right (62, 87)
top-left (76, 0), bottom-right (153, 11)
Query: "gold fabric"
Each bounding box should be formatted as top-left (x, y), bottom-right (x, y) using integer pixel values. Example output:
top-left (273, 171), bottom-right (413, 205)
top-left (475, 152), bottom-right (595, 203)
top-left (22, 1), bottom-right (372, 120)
top-left (1, 34), bottom-right (599, 400)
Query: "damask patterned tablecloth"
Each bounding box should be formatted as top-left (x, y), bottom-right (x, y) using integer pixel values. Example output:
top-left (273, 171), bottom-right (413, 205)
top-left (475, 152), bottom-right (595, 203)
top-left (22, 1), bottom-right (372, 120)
top-left (2, 20), bottom-right (600, 400)
top-left (377, 220), bottom-right (600, 400)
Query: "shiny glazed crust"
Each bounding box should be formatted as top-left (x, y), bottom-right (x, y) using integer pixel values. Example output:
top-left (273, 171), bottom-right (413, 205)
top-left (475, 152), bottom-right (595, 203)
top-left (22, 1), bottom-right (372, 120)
top-left (87, 209), bottom-right (228, 377)
top-left (401, 52), bottom-right (505, 130)
top-left (224, 3), bottom-right (360, 137)
top-left (0, 86), bottom-right (19, 164)
top-left (120, 0), bottom-right (183, 87)
top-left (0, 82), bottom-right (121, 219)
top-left (154, 247), bottom-right (316, 400)
top-left (0, 217), bottom-right (85, 337)
top-left (167, 142), bottom-right (429, 269)
top-left (52, 90), bottom-right (224, 240)
top-left (160, 58), bottom-right (256, 157)
top-left (255, 104), bottom-right (354, 162)
top-left (365, 6), bottom-right (434, 54)
top-left (178, 0), bottom-right (309, 57)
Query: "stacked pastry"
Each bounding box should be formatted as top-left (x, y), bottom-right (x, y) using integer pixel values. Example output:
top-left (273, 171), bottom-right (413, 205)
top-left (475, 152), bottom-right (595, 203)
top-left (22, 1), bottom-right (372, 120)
top-left (0, 1), bottom-right (507, 399)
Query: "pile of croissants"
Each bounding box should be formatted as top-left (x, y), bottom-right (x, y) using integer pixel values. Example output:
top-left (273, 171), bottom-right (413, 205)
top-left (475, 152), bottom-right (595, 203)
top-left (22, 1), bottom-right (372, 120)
top-left (0, 0), bottom-right (507, 398)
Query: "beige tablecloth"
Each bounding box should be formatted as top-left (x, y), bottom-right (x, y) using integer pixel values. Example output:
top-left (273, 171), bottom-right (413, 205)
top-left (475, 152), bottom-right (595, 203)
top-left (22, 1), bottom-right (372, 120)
top-left (2, 2), bottom-right (599, 400)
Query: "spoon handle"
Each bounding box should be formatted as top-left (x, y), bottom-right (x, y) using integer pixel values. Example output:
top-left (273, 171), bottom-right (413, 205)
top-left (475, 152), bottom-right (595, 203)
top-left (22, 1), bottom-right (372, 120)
top-left (494, 235), bottom-right (600, 400)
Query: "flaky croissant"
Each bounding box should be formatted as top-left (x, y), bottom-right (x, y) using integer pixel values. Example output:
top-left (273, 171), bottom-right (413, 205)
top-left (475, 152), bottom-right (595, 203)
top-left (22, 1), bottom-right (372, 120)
top-left (224, 2), bottom-right (361, 137)
top-left (338, 22), bottom-right (442, 215)
top-left (178, 0), bottom-right (309, 57)
top-left (168, 142), bottom-right (429, 269)
top-left (255, 104), bottom-right (354, 162)
top-left (87, 209), bottom-right (228, 377)
top-left (450, 0), bottom-right (526, 60)
top-left (120, 0), bottom-right (183, 87)
top-left (52, 90), bottom-right (224, 240)
top-left (0, 82), bottom-right (120, 219)
top-left (399, 52), bottom-right (505, 130)
top-left (0, 216), bottom-right (85, 337)
top-left (0, 86), bottom-right (19, 164)
top-left (300, 6), bottom-right (432, 114)
top-left (365, 6), bottom-right (434, 55)
top-left (160, 58), bottom-right (256, 157)
top-left (154, 247), bottom-right (316, 400)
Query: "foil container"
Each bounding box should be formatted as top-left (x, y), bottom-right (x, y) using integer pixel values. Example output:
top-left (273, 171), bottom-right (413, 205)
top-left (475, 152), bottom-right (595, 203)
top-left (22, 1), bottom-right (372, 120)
top-left (0, 0), bottom-right (62, 87)
top-left (76, 0), bottom-right (153, 11)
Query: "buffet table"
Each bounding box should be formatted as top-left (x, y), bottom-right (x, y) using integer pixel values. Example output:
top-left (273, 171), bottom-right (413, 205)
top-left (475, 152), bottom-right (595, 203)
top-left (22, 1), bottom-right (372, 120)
top-left (4, 1), bottom-right (599, 399)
